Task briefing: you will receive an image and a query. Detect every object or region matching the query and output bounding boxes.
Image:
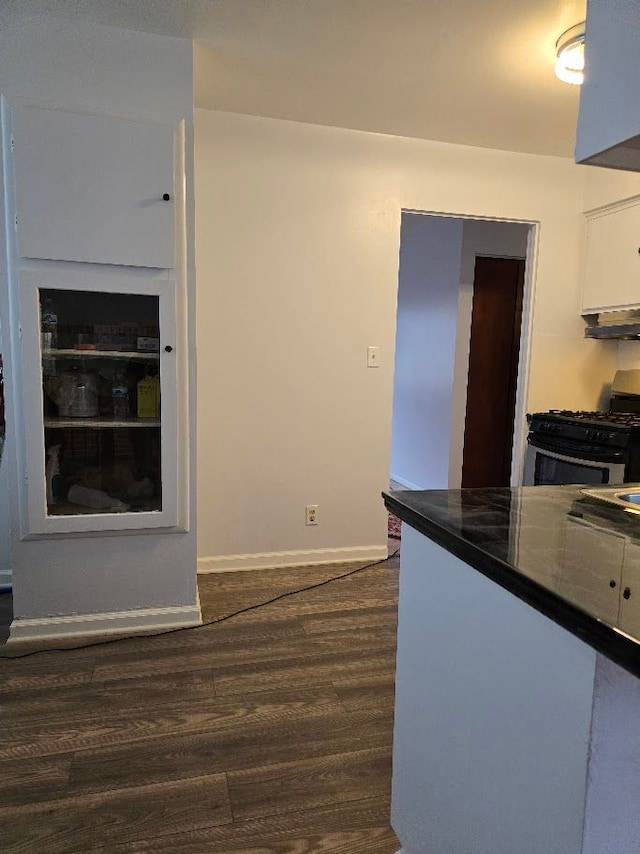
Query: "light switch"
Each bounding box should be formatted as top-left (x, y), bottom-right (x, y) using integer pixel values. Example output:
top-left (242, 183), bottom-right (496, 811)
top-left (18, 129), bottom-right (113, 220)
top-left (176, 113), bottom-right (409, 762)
top-left (367, 346), bottom-right (380, 367)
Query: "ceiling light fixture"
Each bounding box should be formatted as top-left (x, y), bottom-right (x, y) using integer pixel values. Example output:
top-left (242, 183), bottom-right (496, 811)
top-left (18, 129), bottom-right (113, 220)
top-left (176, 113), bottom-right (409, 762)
top-left (555, 22), bottom-right (586, 85)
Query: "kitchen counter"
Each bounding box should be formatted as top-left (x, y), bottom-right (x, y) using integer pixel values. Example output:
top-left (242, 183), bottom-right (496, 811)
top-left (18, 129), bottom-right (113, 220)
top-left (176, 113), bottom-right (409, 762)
top-left (383, 485), bottom-right (640, 854)
top-left (383, 485), bottom-right (640, 679)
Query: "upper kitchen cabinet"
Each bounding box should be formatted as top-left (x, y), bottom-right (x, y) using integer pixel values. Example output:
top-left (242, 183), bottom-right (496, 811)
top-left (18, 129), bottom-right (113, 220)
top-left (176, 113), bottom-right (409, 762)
top-left (581, 198), bottom-right (640, 313)
top-left (576, 0), bottom-right (640, 171)
top-left (10, 105), bottom-right (175, 268)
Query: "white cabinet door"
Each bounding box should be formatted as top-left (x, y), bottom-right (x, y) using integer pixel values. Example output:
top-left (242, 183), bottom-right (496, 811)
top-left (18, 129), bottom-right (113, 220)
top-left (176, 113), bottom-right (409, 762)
top-left (582, 201), bottom-right (640, 313)
top-left (11, 105), bottom-right (175, 268)
top-left (17, 267), bottom-right (182, 536)
top-left (619, 539), bottom-right (640, 636)
top-left (560, 516), bottom-right (623, 626)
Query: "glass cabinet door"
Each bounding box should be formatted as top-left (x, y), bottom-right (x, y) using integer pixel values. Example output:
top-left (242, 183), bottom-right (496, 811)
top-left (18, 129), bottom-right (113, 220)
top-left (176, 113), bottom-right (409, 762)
top-left (39, 288), bottom-right (163, 518)
top-left (20, 270), bottom-right (180, 536)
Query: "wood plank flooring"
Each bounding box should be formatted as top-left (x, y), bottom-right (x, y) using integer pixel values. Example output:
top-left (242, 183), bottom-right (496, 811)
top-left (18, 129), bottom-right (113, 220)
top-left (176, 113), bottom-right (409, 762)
top-left (0, 554), bottom-right (400, 853)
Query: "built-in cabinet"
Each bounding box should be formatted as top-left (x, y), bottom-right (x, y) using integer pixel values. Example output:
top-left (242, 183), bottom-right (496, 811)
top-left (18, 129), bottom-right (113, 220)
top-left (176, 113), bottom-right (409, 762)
top-left (576, 0), bottom-right (640, 171)
top-left (11, 105), bottom-right (175, 268)
top-left (4, 101), bottom-right (186, 539)
top-left (562, 514), bottom-right (640, 634)
top-left (581, 198), bottom-right (640, 313)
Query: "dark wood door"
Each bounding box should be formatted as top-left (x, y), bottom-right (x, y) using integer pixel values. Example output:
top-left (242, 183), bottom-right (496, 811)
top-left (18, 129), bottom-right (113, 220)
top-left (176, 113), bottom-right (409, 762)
top-left (461, 257), bottom-right (525, 488)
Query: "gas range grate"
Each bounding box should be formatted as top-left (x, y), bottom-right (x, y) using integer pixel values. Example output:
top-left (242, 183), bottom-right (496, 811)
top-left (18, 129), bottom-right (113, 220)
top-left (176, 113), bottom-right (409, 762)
top-left (548, 410), bottom-right (640, 428)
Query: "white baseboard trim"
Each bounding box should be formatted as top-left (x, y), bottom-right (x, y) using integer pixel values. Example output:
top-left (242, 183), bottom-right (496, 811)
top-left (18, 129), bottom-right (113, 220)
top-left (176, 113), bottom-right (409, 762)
top-left (389, 474), bottom-right (423, 490)
top-left (0, 568), bottom-right (11, 591)
top-left (198, 545), bottom-right (388, 574)
top-left (7, 602), bottom-right (202, 643)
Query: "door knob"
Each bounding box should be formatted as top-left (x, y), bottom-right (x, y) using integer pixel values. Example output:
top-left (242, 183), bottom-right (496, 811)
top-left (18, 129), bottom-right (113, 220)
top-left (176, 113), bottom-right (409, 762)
top-left (624, 586), bottom-right (631, 600)
top-left (162, 193), bottom-right (171, 201)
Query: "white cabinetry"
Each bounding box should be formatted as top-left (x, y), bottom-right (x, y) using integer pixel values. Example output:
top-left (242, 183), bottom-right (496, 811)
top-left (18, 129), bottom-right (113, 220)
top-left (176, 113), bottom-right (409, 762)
top-left (561, 516), bottom-right (623, 625)
top-left (11, 105), bottom-right (175, 268)
top-left (562, 520), bottom-right (640, 638)
top-left (4, 102), bottom-right (188, 540)
top-left (18, 268), bottom-right (180, 536)
top-left (581, 199), bottom-right (640, 313)
top-left (619, 540), bottom-right (640, 635)
top-left (576, 0), bottom-right (640, 171)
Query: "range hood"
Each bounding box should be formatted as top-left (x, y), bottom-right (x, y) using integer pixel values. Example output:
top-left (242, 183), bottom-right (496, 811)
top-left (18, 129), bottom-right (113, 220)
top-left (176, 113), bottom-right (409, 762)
top-left (584, 311), bottom-right (640, 340)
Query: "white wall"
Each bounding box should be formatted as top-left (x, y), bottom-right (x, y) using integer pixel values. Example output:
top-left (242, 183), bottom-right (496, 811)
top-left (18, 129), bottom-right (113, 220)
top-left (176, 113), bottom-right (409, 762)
top-left (195, 109), bottom-right (618, 567)
top-left (0, 322), bottom-right (8, 586)
top-left (449, 219), bottom-right (531, 488)
top-left (0, 15), bottom-right (197, 619)
top-left (583, 165), bottom-right (640, 212)
top-left (390, 214), bottom-right (463, 489)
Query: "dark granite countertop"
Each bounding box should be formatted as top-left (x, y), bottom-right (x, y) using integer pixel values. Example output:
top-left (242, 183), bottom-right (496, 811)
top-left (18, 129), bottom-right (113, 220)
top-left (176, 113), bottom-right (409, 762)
top-left (383, 486), bottom-right (640, 679)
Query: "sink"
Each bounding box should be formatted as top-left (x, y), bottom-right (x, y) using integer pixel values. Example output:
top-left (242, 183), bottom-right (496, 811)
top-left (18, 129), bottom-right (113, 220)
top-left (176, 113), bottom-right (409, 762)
top-left (581, 485), bottom-right (640, 511)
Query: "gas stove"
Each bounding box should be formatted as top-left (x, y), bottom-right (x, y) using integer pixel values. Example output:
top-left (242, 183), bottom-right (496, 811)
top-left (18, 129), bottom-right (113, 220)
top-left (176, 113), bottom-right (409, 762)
top-left (525, 370), bottom-right (640, 485)
top-left (528, 410), bottom-right (640, 445)
top-left (525, 410), bottom-right (640, 485)
top-left (544, 410), bottom-right (640, 429)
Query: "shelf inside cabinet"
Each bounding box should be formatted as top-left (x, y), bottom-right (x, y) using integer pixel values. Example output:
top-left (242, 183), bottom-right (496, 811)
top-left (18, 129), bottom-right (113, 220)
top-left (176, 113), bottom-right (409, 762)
top-left (44, 348), bottom-right (159, 361)
top-left (44, 417), bottom-right (160, 428)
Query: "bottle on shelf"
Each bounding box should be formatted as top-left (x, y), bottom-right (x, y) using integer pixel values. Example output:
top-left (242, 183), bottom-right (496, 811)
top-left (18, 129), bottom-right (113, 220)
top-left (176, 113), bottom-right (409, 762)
top-left (40, 296), bottom-right (58, 352)
top-left (137, 374), bottom-right (160, 418)
top-left (111, 371), bottom-right (130, 418)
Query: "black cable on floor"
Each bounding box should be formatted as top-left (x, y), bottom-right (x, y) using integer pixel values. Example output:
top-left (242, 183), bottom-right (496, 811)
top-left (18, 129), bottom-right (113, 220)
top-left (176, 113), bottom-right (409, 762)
top-left (0, 548), bottom-right (400, 661)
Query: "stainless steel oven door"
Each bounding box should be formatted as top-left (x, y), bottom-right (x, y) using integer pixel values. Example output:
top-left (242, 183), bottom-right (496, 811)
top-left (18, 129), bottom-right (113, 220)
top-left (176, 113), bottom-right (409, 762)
top-left (523, 441), bottom-right (627, 486)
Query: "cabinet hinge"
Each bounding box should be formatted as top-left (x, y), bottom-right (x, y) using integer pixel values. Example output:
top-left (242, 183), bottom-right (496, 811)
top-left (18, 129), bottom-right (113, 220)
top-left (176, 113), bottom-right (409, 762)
top-left (14, 214), bottom-right (18, 230)
top-left (10, 136), bottom-right (14, 153)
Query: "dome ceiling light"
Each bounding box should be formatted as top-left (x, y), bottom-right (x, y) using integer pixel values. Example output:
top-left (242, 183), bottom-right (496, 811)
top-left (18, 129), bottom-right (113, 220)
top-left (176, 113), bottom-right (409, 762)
top-left (555, 22), bottom-right (586, 85)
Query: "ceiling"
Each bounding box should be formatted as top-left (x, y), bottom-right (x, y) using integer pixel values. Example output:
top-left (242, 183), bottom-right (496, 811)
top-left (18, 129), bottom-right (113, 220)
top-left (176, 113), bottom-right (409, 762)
top-left (0, 0), bottom-right (587, 157)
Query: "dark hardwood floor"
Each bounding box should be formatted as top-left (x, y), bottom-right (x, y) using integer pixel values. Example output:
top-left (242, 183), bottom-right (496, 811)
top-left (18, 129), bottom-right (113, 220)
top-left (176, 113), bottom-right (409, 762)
top-left (0, 553), bottom-right (400, 853)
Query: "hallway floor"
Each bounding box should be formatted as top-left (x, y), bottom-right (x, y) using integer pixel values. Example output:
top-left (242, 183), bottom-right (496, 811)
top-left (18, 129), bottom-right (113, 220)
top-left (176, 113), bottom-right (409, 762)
top-left (0, 556), bottom-right (400, 853)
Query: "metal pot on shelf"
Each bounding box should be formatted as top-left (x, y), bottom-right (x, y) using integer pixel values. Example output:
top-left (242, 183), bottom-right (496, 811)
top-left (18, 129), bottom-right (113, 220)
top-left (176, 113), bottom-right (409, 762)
top-left (45, 370), bottom-right (99, 418)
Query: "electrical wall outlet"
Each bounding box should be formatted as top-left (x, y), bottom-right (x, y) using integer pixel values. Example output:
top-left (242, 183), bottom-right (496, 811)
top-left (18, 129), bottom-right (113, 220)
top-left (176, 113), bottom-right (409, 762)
top-left (305, 504), bottom-right (319, 525)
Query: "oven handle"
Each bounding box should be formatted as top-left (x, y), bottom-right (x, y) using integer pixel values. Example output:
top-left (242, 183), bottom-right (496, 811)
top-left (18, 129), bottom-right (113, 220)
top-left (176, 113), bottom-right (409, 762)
top-left (527, 436), bottom-right (627, 463)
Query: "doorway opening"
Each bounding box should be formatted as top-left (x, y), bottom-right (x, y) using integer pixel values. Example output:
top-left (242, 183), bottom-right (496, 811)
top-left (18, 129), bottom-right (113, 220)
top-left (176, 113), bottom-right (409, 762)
top-left (389, 212), bottom-right (533, 493)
